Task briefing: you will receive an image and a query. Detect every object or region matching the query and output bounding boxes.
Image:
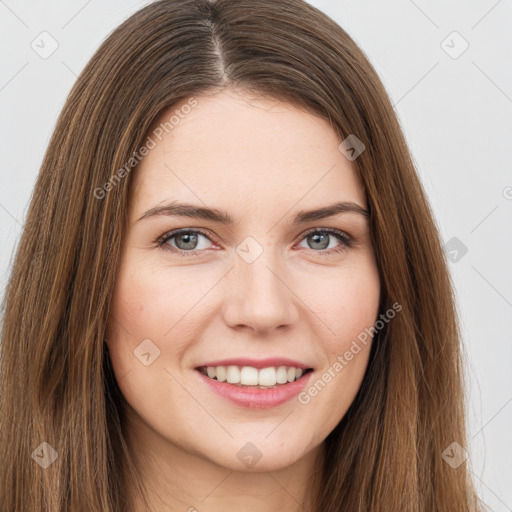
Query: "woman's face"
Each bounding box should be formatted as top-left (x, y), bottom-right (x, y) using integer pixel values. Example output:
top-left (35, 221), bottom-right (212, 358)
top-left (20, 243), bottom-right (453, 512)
top-left (107, 88), bottom-right (380, 472)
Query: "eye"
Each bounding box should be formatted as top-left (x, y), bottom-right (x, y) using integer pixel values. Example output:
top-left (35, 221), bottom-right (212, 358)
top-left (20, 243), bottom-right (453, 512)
top-left (156, 228), bottom-right (215, 256)
top-left (296, 228), bottom-right (352, 256)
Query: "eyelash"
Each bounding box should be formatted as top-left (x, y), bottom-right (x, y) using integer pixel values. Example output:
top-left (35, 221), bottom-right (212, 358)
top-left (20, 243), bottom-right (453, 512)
top-left (155, 227), bottom-right (353, 257)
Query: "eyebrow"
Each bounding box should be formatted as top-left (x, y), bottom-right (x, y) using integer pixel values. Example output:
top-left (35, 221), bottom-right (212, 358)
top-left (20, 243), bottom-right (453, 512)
top-left (137, 200), bottom-right (369, 224)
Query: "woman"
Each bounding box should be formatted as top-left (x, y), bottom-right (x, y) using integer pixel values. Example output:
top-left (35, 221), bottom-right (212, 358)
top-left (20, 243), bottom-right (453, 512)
top-left (0, 0), bottom-right (485, 510)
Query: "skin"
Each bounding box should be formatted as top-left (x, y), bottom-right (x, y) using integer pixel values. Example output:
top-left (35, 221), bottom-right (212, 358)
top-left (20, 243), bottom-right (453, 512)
top-left (106, 87), bottom-right (381, 512)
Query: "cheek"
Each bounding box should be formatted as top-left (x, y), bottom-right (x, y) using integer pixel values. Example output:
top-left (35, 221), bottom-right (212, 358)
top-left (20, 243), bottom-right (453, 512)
top-left (304, 262), bottom-right (379, 397)
top-left (106, 261), bottom-right (218, 378)
top-left (106, 264), bottom-right (193, 413)
top-left (309, 263), bottom-right (379, 413)
top-left (106, 264), bottom-right (173, 374)
top-left (316, 261), bottom-right (381, 350)
top-left (110, 263), bottom-right (193, 339)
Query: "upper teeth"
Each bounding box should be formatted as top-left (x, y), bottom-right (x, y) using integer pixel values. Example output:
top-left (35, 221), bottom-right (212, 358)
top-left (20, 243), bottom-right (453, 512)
top-left (201, 365), bottom-right (305, 386)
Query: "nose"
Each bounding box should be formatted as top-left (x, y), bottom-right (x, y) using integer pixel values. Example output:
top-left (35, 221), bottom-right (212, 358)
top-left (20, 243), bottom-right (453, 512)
top-left (222, 248), bottom-right (300, 334)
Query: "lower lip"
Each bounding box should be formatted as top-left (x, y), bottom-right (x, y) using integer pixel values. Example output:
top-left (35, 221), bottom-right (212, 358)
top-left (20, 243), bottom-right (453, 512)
top-left (195, 369), bottom-right (313, 409)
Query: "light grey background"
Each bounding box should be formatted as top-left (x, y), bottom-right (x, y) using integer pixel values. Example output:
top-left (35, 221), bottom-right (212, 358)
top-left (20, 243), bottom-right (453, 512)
top-left (1, 0), bottom-right (511, 509)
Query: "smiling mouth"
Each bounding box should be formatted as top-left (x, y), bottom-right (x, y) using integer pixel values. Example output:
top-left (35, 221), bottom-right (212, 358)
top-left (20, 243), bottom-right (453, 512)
top-left (196, 365), bottom-right (313, 389)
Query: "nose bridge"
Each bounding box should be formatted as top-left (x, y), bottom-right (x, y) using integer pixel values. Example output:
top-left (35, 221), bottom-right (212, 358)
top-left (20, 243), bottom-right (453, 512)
top-left (223, 237), bottom-right (298, 330)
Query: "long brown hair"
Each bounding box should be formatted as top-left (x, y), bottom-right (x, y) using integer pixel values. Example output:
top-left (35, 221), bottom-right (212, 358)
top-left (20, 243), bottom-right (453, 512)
top-left (0, 0), bottom-right (486, 510)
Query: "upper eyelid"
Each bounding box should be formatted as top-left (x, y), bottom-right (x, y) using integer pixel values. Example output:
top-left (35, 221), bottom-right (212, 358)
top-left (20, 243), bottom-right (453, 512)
top-left (158, 227), bottom-right (214, 245)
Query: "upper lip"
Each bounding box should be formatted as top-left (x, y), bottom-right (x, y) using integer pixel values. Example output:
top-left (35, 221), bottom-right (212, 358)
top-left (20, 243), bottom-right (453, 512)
top-left (196, 357), bottom-right (313, 370)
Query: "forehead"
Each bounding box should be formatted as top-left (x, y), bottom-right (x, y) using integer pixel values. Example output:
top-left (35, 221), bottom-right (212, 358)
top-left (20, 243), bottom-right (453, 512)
top-left (130, 89), bottom-right (365, 216)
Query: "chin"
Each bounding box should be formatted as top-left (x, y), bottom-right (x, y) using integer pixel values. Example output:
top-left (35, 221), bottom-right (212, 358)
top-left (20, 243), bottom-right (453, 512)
top-left (202, 437), bottom-right (313, 473)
